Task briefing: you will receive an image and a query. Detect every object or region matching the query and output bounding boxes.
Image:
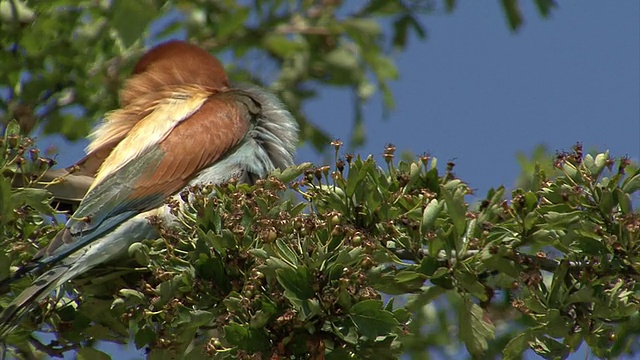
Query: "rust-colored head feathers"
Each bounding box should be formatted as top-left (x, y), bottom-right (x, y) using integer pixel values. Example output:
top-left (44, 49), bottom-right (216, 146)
top-left (85, 41), bottom-right (229, 163)
top-left (120, 40), bottom-right (229, 106)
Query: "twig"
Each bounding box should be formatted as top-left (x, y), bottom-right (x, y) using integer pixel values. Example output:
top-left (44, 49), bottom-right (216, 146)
top-left (389, 245), bottom-right (593, 274)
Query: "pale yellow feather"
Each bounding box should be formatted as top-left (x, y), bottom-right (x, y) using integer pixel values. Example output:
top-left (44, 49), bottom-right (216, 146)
top-left (89, 86), bottom-right (211, 191)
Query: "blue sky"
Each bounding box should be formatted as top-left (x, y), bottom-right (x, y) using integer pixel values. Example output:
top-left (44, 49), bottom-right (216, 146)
top-left (44, 3), bottom-right (639, 200)
top-left (38, 2), bottom-right (639, 359)
top-left (299, 2), bottom-right (639, 199)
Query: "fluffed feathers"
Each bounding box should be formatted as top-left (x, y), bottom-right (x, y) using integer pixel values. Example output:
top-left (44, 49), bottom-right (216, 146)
top-left (0, 41), bottom-right (298, 343)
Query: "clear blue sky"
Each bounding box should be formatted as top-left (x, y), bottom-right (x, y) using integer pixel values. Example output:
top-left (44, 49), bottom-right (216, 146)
top-left (38, 2), bottom-right (638, 359)
top-left (299, 1), bottom-right (640, 199)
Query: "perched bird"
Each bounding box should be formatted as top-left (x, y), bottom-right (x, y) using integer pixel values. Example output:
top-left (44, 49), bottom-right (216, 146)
top-left (0, 40), bottom-right (298, 337)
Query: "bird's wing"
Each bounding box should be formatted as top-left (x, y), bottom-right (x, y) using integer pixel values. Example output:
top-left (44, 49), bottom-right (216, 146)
top-left (40, 90), bottom-right (257, 264)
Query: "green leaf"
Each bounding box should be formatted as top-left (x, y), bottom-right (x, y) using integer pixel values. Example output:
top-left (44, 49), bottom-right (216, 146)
top-left (0, 177), bottom-right (13, 225)
top-left (11, 188), bottom-right (54, 215)
top-left (0, 252), bottom-right (10, 281)
top-left (615, 188), bottom-right (633, 214)
top-left (392, 15), bottom-right (413, 49)
top-left (583, 153), bottom-right (596, 173)
top-left (4, 120), bottom-right (20, 138)
top-left (543, 211), bottom-right (582, 225)
top-left (421, 199), bottom-right (442, 233)
top-left (543, 309), bottom-right (570, 338)
top-left (349, 299), bottom-right (399, 339)
top-left (393, 307), bottom-right (411, 323)
top-left (442, 182), bottom-right (467, 240)
top-left (326, 348), bottom-right (355, 360)
top-left (329, 319), bottom-right (359, 345)
top-left (273, 162), bottom-right (313, 183)
top-left (147, 349), bottom-right (175, 360)
top-left (0, 0), bottom-right (35, 23)
top-left (598, 188), bottom-right (616, 214)
top-left (325, 48), bottom-right (359, 71)
top-left (187, 310), bottom-right (214, 327)
top-left (394, 270), bottom-right (427, 286)
top-left (276, 265), bottom-right (315, 301)
top-left (417, 256), bottom-right (440, 276)
top-left (503, 330), bottom-right (537, 360)
top-left (530, 334), bottom-right (570, 359)
top-left (481, 254), bottom-right (519, 278)
top-left (250, 310), bottom-right (272, 329)
top-left (343, 18), bottom-right (382, 37)
top-left (215, 6), bottom-right (250, 38)
top-left (622, 169), bottom-right (640, 194)
top-left (405, 286), bottom-right (447, 321)
top-left (547, 261), bottom-right (568, 308)
top-left (523, 191), bottom-right (538, 212)
top-left (111, 0), bottom-right (157, 47)
top-left (134, 326), bottom-right (157, 349)
top-left (346, 157), bottom-right (371, 197)
top-left (223, 323), bottom-right (271, 352)
top-left (275, 238), bottom-right (299, 266)
top-left (455, 268), bottom-right (487, 301)
top-left (501, 0), bottom-right (523, 31)
top-left (534, 0), bottom-right (556, 17)
top-left (118, 289), bottom-right (146, 306)
top-left (570, 235), bottom-right (608, 256)
top-left (368, 53), bottom-right (398, 81)
top-left (76, 348), bottom-right (111, 360)
top-left (445, 0), bottom-right (457, 12)
top-left (263, 34), bottom-right (307, 58)
top-left (459, 299), bottom-right (495, 356)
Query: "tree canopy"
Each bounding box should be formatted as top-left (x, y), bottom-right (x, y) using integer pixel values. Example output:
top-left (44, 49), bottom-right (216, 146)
top-left (3, 1), bottom-right (640, 360)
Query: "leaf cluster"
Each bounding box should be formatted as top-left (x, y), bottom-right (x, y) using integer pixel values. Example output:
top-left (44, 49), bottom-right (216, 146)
top-left (1, 130), bottom-right (638, 359)
top-left (0, 121), bottom-right (58, 284)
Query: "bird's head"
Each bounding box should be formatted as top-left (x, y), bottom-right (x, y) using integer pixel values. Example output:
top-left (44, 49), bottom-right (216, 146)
top-left (120, 40), bottom-right (229, 106)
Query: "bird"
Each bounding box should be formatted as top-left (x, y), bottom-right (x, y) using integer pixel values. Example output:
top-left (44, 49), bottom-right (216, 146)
top-left (0, 40), bottom-right (298, 339)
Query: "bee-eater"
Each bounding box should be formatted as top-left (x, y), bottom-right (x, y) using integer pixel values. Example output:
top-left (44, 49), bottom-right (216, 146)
top-left (0, 40), bottom-right (298, 338)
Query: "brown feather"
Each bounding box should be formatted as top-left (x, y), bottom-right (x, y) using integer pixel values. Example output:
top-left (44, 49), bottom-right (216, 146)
top-left (120, 41), bottom-right (229, 107)
top-left (86, 41), bottom-right (229, 165)
top-left (128, 93), bottom-right (252, 199)
top-left (84, 106), bottom-right (151, 155)
top-left (90, 86), bottom-right (213, 189)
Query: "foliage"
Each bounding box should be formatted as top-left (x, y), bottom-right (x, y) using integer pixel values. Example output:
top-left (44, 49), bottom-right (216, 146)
top-left (0, 0), bottom-right (554, 151)
top-left (0, 121), bottom-right (58, 281)
top-left (1, 129), bottom-right (639, 359)
top-left (8, 1), bottom-right (625, 359)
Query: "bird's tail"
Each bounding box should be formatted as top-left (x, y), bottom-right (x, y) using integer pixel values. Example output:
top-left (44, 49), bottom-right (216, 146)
top-left (0, 265), bottom-right (69, 340)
